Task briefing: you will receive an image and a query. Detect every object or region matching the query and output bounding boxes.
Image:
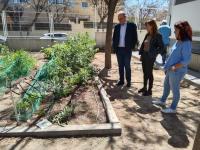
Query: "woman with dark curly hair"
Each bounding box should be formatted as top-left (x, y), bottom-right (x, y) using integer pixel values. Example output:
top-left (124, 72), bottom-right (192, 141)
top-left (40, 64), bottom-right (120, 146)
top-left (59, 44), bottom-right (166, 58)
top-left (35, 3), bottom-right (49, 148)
top-left (153, 21), bottom-right (192, 114)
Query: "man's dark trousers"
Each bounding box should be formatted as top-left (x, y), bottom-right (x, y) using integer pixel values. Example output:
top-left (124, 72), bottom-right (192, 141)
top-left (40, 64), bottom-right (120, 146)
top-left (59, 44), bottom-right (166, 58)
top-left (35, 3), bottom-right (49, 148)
top-left (116, 47), bottom-right (132, 84)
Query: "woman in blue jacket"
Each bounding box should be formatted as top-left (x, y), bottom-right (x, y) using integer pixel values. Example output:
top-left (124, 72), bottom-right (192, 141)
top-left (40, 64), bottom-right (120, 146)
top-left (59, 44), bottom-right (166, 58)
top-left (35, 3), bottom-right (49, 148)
top-left (153, 21), bottom-right (192, 114)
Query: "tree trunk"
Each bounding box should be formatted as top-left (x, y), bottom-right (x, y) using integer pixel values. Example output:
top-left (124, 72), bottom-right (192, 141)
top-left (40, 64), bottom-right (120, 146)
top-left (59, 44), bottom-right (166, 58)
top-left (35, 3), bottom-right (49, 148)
top-left (1, 0), bottom-right (9, 11)
top-left (27, 12), bottom-right (40, 36)
top-left (104, 0), bottom-right (118, 69)
top-left (99, 17), bottom-right (105, 29)
top-left (193, 123), bottom-right (200, 150)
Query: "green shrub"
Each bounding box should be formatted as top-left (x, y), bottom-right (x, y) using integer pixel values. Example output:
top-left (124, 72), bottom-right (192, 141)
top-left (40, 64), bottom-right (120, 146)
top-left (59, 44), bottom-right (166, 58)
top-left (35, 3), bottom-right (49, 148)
top-left (0, 44), bottom-right (9, 55)
top-left (42, 33), bottom-right (97, 98)
top-left (16, 33), bottom-right (96, 121)
top-left (16, 91), bottom-right (43, 113)
top-left (41, 47), bottom-right (53, 59)
top-left (16, 101), bottom-right (31, 113)
top-left (0, 50), bottom-right (36, 83)
top-left (50, 105), bottom-right (75, 125)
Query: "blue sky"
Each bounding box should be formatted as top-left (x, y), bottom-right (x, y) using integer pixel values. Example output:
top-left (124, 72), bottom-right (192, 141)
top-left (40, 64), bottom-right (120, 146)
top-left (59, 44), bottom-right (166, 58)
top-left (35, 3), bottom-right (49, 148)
top-left (126, 0), bottom-right (138, 5)
top-left (125, 0), bottom-right (169, 7)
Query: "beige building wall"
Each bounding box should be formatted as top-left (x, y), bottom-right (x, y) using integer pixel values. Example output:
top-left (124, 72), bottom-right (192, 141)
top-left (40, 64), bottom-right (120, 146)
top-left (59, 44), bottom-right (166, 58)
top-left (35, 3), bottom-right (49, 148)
top-left (1, 0), bottom-right (120, 23)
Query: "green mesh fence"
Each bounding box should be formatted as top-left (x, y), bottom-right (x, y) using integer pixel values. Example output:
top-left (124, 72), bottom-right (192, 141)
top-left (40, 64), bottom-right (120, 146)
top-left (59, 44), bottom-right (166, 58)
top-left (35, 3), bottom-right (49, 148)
top-left (15, 59), bottom-right (54, 121)
top-left (0, 51), bottom-right (36, 95)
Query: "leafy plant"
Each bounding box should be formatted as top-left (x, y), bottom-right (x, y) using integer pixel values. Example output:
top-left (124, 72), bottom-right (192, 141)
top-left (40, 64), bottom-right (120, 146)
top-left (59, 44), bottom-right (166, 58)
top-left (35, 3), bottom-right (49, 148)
top-left (16, 33), bottom-right (96, 121)
top-left (16, 101), bottom-right (31, 113)
top-left (50, 105), bottom-right (75, 125)
top-left (0, 50), bottom-right (36, 84)
top-left (37, 109), bottom-right (46, 117)
top-left (24, 92), bottom-right (42, 104)
top-left (16, 91), bottom-right (43, 113)
top-left (0, 44), bottom-right (9, 55)
top-left (41, 33), bottom-right (97, 98)
top-left (41, 47), bottom-right (53, 59)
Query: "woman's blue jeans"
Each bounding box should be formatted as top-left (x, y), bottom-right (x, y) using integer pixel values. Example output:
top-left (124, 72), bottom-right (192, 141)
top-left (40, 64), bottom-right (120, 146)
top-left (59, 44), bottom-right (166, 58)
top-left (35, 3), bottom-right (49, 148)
top-left (160, 69), bottom-right (186, 110)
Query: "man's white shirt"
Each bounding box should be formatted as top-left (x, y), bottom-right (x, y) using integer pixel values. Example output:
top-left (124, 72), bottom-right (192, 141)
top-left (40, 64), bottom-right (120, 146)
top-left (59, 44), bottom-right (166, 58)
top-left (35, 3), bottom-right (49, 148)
top-left (118, 23), bottom-right (127, 47)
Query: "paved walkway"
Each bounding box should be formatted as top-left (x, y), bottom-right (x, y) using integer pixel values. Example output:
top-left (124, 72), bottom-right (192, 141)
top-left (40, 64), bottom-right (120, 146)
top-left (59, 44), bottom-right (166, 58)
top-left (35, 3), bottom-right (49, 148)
top-left (0, 53), bottom-right (199, 150)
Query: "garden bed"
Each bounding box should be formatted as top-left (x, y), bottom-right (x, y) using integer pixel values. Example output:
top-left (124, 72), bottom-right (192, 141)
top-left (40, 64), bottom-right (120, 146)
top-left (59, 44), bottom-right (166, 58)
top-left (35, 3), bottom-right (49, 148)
top-left (0, 52), bottom-right (107, 126)
top-left (0, 80), bottom-right (107, 126)
top-left (0, 74), bottom-right (121, 137)
top-left (0, 33), bottom-right (121, 137)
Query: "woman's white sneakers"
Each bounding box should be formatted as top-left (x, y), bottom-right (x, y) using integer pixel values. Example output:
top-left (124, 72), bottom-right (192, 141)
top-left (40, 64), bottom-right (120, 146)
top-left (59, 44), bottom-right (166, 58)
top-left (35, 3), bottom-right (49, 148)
top-left (152, 101), bottom-right (177, 114)
top-left (161, 108), bottom-right (176, 114)
top-left (152, 100), bottom-right (166, 106)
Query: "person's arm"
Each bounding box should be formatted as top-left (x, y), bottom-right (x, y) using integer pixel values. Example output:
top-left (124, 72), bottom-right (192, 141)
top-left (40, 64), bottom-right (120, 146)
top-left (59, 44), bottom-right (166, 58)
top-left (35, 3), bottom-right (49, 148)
top-left (158, 27), bottom-right (161, 34)
top-left (133, 24), bottom-right (138, 49)
top-left (139, 39), bottom-right (144, 55)
top-left (169, 27), bottom-right (171, 37)
top-left (139, 33), bottom-right (148, 55)
top-left (112, 25), bottom-right (117, 52)
top-left (156, 34), bottom-right (164, 55)
top-left (171, 41), bottom-right (192, 71)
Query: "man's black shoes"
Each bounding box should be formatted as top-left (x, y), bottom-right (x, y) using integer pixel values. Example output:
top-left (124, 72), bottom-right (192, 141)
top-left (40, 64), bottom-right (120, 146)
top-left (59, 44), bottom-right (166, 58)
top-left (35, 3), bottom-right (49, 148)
top-left (138, 88), bottom-right (146, 93)
top-left (126, 83), bottom-right (131, 88)
top-left (142, 90), bottom-right (152, 96)
top-left (116, 81), bottom-right (124, 86)
top-left (116, 81), bottom-right (131, 87)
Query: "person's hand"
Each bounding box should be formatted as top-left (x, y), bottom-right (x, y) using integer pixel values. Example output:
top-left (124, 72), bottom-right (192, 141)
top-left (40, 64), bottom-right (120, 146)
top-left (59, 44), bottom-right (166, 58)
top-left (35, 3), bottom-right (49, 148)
top-left (171, 66), bottom-right (176, 72)
top-left (140, 56), bottom-right (142, 62)
top-left (112, 49), bottom-right (116, 54)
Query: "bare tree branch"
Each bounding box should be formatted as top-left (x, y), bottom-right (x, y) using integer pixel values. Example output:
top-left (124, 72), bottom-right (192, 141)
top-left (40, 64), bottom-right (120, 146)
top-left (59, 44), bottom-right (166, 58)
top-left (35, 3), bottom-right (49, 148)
top-left (89, 0), bottom-right (123, 29)
top-left (126, 0), bottom-right (169, 29)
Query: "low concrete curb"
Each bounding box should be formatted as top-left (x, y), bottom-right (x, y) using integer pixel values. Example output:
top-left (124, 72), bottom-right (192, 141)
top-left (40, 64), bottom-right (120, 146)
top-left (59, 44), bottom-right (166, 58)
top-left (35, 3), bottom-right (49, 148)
top-left (184, 73), bottom-right (200, 88)
top-left (0, 76), bottom-right (122, 138)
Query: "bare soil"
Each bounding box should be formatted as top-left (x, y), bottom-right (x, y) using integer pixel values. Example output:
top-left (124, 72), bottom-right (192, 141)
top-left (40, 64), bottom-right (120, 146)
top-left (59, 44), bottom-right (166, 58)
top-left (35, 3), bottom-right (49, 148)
top-left (41, 83), bottom-right (107, 125)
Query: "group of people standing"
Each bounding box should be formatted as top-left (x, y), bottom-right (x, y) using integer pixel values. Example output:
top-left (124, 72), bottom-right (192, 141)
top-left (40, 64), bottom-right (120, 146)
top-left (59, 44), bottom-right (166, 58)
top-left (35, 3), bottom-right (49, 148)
top-left (112, 11), bottom-right (192, 114)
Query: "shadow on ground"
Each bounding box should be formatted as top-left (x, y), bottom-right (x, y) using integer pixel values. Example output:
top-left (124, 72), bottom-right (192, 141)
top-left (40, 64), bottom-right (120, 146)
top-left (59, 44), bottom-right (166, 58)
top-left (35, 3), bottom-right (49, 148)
top-left (161, 114), bottom-right (189, 148)
top-left (98, 67), bottom-right (199, 149)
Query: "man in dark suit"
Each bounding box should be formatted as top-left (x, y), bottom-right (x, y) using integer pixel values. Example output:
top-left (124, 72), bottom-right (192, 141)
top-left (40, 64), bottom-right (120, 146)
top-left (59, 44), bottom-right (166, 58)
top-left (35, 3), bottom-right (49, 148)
top-left (112, 11), bottom-right (138, 87)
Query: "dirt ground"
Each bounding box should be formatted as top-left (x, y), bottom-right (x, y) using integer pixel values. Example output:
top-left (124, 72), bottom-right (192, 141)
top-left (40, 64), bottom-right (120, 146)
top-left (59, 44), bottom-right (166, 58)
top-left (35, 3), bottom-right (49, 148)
top-left (0, 52), bottom-right (199, 150)
top-left (48, 84), bottom-right (107, 125)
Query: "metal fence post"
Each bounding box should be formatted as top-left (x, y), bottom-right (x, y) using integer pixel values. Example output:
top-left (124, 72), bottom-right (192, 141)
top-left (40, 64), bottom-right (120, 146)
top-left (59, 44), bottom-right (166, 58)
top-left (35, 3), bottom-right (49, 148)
top-left (1, 11), bottom-right (8, 39)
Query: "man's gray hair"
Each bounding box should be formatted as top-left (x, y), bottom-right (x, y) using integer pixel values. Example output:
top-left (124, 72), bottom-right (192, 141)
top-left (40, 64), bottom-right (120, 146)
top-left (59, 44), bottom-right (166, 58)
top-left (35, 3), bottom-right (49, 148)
top-left (161, 19), bottom-right (167, 25)
top-left (118, 11), bottom-right (126, 17)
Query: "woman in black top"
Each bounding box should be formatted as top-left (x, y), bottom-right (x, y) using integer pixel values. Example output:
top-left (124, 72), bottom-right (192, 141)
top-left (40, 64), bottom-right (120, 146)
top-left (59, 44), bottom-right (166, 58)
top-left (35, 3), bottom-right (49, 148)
top-left (139, 20), bottom-right (164, 96)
